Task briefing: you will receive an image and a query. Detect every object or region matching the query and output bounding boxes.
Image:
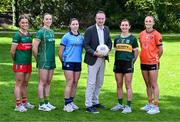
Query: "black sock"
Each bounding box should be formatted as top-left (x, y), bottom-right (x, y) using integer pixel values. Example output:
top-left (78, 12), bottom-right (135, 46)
top-left (70, 97), bottom-right (74, 102)
top-left (64, 98), bottom-right (72, 105)
top-left (118, 98), bottom-right (123, 105)
top-left (127, 101), bottom-right (131, 107)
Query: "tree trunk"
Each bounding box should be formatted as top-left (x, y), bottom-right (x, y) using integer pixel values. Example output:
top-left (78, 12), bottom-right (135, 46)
top-left (12, 0), bottom-right (15, 26)
top-left (15, 0), bottom-right (19, 27)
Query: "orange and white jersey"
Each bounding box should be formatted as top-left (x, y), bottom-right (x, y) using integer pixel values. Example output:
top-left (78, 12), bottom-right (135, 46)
top-left (139, 29), bottom-right (162, 64)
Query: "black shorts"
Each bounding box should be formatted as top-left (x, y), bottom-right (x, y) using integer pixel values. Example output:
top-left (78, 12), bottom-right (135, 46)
top-left (141, 64), bottom-right (159, 71)
top-left (62, 62), bottom-right (81, 71)
top-left (113, 60), bottom-right (134, 73)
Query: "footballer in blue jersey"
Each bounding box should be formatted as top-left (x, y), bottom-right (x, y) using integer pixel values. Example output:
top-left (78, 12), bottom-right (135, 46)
top-left (60, 31), bottom-right (83, 63)
top-left (58, 18), bottom-right (84, 112)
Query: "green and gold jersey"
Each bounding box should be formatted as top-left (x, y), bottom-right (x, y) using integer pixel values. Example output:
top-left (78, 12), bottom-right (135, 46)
top-left (35, 27), bottom-right (55, 63)
top-left (114, 34), bottom-right (138, 61)
top-left (12, 31), bottom-right (32, 64)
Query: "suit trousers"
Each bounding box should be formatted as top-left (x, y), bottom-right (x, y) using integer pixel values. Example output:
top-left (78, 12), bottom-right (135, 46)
top-left (85, 58), bottom-right (105, 107)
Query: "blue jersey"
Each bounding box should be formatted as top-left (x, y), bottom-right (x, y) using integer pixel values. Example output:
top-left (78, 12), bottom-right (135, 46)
top-left (60, 32), bottom-right (84, 62)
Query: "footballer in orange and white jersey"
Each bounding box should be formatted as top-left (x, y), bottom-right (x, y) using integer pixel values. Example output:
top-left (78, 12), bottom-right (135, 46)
top-left (139, 29), bottom-right (162, 64)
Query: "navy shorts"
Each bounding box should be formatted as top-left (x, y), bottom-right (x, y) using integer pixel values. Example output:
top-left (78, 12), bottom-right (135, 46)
top-left (62, 62), bottom-right (81, 71)
top-left (141, 64), bottom-right (159, 71)
top-left (113, 60), bottom-right (134, 73)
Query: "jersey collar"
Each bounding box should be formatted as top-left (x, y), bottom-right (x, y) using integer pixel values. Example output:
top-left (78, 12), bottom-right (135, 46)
top-left (69, 31), bottom-right (80, 36)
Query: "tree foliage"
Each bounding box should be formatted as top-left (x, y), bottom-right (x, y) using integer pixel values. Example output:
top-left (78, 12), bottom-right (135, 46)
top-left (0, 0), bottom-right (11, 13)
top-left (0, 0), bottom-right (179, 32)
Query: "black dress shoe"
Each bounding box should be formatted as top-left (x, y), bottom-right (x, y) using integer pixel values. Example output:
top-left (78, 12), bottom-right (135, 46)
top-left (86, 106), bottom-right (99, 113)
top-left (93, 104), bottom-right (105, 109)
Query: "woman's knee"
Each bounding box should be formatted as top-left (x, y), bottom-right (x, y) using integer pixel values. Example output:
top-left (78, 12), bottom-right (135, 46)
top-left (151, 82), bottom-right (158, 89)
top-left (125, 83), bottom-right (132, 90)
top-left (15, 78), bottom-right (24, 86)
top-left (22, 80), bottom-right (29, 86)
top-left (15, 82), bottom-right (23, 87)
top-left (145, 81), bottom-right (152, 87)
top-left (39, 79), bottom-right (47, 86)
top-left (73, 80), bottom-right (78, 87)
top-left (117, 83), bottom-right (123, 89)
top-left (66, 79), bottom-right (73, 87)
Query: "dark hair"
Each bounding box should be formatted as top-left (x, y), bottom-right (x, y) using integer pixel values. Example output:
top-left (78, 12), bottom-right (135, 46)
top-left (18, 15), bottom-right (28, 23)
top-left (68, 18), bottom-right (79, 31)
top-left (96, 10), bottom-right (105, 15)
top-left (42, 13), bottom-right (52, 26)
top-left (95, 10), bottom-right (106, 17)
top-left (119, 19), bottom-right (130, 26)
top-left (69, 18), bottom-right (78, 25)
top-left (43, 13), bottom-right (52, 20)
top-left (145, 16), bottom-right (155, 22)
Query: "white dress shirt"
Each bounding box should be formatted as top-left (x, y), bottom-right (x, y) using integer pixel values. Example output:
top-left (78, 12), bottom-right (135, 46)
top-left (96, 24), bottom-right (104, 45)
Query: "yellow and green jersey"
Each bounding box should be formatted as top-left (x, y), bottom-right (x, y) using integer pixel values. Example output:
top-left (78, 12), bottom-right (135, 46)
top-left (114, 34), bottom-right (138, 61)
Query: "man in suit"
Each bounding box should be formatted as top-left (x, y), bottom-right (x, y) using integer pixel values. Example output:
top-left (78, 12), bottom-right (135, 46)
top-left (84, 11), bottom-right (112, 113)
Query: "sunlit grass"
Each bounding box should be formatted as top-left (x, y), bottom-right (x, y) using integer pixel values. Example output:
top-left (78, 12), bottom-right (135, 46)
top-left (0, 36), bottom-right (180, 122)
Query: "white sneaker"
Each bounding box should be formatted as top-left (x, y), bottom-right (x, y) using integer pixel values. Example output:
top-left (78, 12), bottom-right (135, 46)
top-left (140, 104), bottom-right (153, 111)
top-left (147, 106), bottom-right (160, 114)
top-left (38, 104), bottom-right (51, 111)
top-left (122, 106), bottom-right (132, 114)
top-left (23, 102), bottom-right (35, 109)
top-left (111, 103), bottom-right (124, 111)
top-left (14, 104), bottom-right (27, 112)
top-left (63, 103), bottom-right (74, 112)
top-left (46, 102), bottom-right (56, 110)
top-left (70, 102), bottom-right (79, 110)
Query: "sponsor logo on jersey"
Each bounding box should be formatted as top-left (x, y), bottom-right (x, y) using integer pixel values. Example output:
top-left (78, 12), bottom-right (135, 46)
top-left (48, 38), bottom-right (55, 42)
top-left (116, 44), bottom-right (132, 52)
top-left (126, 39), bottom-right (130, 43)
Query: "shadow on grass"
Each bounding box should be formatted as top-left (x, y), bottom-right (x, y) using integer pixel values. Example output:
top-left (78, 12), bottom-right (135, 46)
top-left (0, 37), bottom-right (180, 121)
top-left (0, 43), bottom-right (11, 63)
top-left (0, 77), bottom-right (180, 122)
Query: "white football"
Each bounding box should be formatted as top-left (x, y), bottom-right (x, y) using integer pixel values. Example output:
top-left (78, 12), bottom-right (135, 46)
top-left (96, 44), bottom-right (109, 56)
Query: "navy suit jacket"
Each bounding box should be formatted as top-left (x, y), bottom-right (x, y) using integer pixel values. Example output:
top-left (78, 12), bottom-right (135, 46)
top-left (84, 24), bottom-right (112, 65)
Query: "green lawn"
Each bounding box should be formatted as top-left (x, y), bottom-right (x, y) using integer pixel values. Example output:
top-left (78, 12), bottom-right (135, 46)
top-left (0, 35), bottom-right (180, 122)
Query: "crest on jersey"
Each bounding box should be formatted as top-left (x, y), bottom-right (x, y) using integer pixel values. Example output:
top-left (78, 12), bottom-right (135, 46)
top-left (126, 39), bottom-right (130, 43)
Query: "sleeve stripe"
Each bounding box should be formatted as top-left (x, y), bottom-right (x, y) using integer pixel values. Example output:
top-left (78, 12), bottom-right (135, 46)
top-left (60, 43), bottom-right (66, 46)
top-left (34, 38), bottom-right (41, 41)
top-left (157, 44), bottom-right (163, 46)
top-left (133, 47), bottom-right (138, 50)
top-left (12, 42), bottom-right (18, 45)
